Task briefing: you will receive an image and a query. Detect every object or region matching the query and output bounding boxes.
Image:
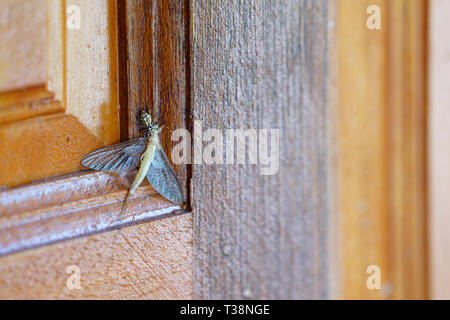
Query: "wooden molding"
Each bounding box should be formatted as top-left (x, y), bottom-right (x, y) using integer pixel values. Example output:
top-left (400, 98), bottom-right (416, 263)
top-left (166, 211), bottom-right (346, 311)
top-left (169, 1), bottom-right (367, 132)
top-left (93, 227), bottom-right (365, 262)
top-left (386, 0), bottom-right (428, 300)
top-left (0, 85), bottom-right (64, 125)
top-left (0, 0), bottom-right (121, 187)
top-left (0, 170), bottom-right (186, 256)
top-left (117, 0), bottom-right (191, 199)
top-left (332, 0), bottom-right (428, 299)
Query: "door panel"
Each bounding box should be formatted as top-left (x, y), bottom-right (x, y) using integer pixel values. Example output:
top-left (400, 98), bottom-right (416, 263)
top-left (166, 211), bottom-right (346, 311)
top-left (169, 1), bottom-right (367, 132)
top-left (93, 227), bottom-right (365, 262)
top-left (0, 214), bottom-right (192, 299)
top-left (331, 0), bottom-right (427, 299)
top-left (0, 0), bottom-right (192, 300)
top-left (0, 0), bottom-right (47, 91)
top-left (0, 0), bottom-right (119, 187)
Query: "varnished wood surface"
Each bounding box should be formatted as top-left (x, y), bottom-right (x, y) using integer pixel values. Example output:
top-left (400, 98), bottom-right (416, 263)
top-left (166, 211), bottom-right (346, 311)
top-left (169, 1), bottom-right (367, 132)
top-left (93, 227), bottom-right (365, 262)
top-left (0, 85), bottom-right (63, 125)
top-left (64, 0), bottom-right (120, 146)
top-left (0, 114), bottom-right (100, 187)
top-left (331, 0), bottom-right (427, 299)
top-left (0, 0), bottom-right (120, 187)
top-left (0, 0), bottom-right (46, 92)
top-left (429, 0), bottom-right (450, 300)
top-left (0, 214), bottom-right (192, 299)
top-left (387, 0), bottom-right (428, 300)
top-left (191, 0), bottom-right (329, 299)
top-left (0, 1), bottom-right (193, 301)
top-left (117, 0), bottom-right (190, 194)
top-left (0, 170), bottom-right (184, 256)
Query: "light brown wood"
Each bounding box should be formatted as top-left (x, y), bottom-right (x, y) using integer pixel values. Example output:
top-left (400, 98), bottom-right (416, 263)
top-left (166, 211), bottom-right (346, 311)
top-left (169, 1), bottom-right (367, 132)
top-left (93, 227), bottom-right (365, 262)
top-left (0, 85), bottom-right (63, 125)
top-left (386, 0), bottom-right (428, 300)
top-left (117, 0), bottom-right (190, 196)
top-left (0, 0), bottom-right (47, 92)
top-left (429, 0), bottom-right (450, 300)
top-left (0, 0), bottom-right (120, 187)
top-left (0, 0), bottom-right (193, 300)
top-left (192, 0), bottom-right (329, 299)
top-left (335, 2), bottom-right (389, 295)
top-left (0, 214), bottom-right (192, 299)
top-left (332, 0), bottom-right (427, 299)
top-left (65, 0), bottom-right (120, 145)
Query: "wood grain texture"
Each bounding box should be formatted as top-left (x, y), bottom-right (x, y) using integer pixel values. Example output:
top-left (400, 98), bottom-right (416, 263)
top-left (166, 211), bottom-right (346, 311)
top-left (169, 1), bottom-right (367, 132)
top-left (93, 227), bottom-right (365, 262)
top-left (0, 114), bottom-right (100, 187)
top-left (0, 85), bottom-right (64, 125)
top-left (386, 0), bottom-right (428, 300)
top-left (0, 0), bottom-right (46, 92)
top-left (0, 169), bottom-right (184, 256)
top-left (0, 214), bottom-right (192, 299)
top-left (335, 0), bottom-right (390, 299)
top-left (65, 0), bottom-right (120, 146)
top-left (46, 0), bottom-right (65, 103)
top-left (0, 0), bottom-right (120, 187)
top-left (429, 0), bottom-right (450, 300)
top-left (118, 0), bottom-right (190, 193)
top-left (191, 1), bottom-right (329, 299)
top-left (332, 0), bottom-right (427, 299)
top-left (0, 0), bottom-right (190, 248)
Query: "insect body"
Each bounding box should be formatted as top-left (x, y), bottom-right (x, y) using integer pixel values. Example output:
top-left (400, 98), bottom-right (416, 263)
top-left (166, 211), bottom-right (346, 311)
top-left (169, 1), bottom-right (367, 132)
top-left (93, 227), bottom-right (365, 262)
top-left (81, 111), bottom-right (185, 214)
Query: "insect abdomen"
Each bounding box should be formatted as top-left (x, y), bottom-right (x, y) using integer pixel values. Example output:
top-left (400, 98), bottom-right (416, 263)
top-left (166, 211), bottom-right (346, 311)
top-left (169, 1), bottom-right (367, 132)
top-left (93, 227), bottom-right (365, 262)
top-left (129, 143), bottom-right (156, 194)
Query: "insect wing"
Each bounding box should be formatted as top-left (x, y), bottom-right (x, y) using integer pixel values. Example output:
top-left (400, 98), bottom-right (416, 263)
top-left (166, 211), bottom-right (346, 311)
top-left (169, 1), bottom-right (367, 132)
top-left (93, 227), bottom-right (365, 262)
top-left (146, 146), bottom-right (186, 205)
top-left (81, 138), bottom-right (147, 173)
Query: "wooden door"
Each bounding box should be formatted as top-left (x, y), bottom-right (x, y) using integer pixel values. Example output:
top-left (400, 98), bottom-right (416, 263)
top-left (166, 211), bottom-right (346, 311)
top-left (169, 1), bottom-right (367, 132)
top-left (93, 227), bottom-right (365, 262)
top-left (330, 0), bottom-right (428, 299)
top-left (0, 0), bottom-right (433, 300)
top-left (0, 0), bottom-right (192, 299)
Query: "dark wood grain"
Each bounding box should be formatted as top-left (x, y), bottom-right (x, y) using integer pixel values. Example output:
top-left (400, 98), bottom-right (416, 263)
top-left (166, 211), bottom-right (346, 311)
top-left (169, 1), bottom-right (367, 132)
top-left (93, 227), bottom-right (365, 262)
top-left (117, 0), bottom-right (190, 193)
top-left (191, 1), bottom-right (329, 299)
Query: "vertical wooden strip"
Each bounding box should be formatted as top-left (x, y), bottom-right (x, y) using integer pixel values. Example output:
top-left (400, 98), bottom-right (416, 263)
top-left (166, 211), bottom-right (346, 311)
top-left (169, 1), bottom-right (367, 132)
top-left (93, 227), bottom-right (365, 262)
top-left (387, 0), bottom-right (428, 300)
top-left (0, 0), bottom-right (47, 91)
top-left (46, 0), bottom-right (65, 103)
top-left (0, 215), bottom-right (193, 299)
top-left (192, 1), bottom-right (329, 299)
top-left (119, 0), bottom-right (152, 139)
top-left (154, 0), bottom-right (190, 190)
top-left (429, 0), bottom-right (450, 300)
top-left (333, 0), bottom-right (427, 299)
top-left (327, 0), bottom-right (340, 300)
top-left (334, 0), bottom-right (390, 300)
top-left (118, 0), bottom-right (189, 188)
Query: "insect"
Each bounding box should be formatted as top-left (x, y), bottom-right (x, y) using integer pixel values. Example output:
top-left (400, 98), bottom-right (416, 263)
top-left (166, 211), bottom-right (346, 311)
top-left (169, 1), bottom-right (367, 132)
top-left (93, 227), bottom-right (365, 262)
top-left (81, 111), bottom-right (186, 214)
